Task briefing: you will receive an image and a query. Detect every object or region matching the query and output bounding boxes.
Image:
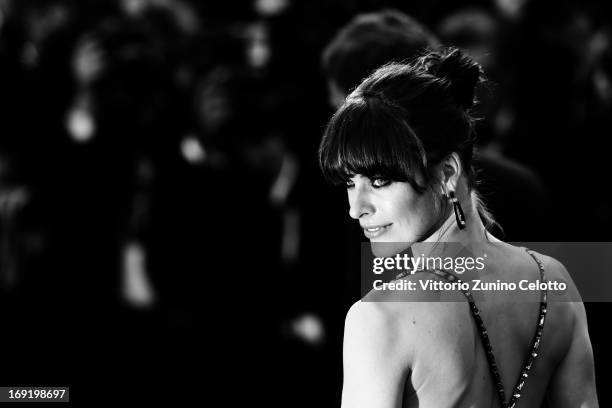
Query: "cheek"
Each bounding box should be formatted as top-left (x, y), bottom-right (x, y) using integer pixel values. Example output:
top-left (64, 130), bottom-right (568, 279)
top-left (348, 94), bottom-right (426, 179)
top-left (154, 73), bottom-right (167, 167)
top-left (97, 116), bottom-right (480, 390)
top-left (397, 191), bottom-right (437, 226)
top-left (419, 191), bottom-right (441, 223)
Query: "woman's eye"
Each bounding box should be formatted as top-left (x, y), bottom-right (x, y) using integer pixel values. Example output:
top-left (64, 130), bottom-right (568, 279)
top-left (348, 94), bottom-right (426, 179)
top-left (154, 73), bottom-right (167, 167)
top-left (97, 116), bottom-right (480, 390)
top-left (372, 178), bottom-right (390, 188)
top-left (345, 180), bottom-right (355, 188)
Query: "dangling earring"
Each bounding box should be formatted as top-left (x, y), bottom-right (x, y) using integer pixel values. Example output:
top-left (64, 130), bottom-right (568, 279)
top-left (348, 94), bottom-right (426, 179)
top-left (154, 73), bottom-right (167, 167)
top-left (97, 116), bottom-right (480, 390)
top-left (448, 190), bottom-right (466, 230)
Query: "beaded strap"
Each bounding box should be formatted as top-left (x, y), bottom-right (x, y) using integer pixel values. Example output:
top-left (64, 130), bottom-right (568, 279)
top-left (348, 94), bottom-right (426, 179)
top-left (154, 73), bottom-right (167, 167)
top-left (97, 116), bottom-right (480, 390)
top-left (400, 247), bottom-right (547, 407)
top-left (506, 249), bottom-right (548, 408)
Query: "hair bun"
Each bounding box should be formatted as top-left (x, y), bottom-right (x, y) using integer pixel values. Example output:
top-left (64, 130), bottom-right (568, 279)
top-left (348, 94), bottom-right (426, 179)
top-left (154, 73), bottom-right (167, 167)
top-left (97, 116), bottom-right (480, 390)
top-left (422, 47), bottom-right (482, 109)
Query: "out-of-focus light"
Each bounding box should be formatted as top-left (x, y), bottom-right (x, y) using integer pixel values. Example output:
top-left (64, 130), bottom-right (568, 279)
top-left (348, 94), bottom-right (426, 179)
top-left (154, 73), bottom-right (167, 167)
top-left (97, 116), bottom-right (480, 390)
top-left (246, 23), bottom-right (271, 69)
top-left (594, 69), bottom-right (612, 104)
top-left (122, 241), bottom-right (156, 308)
top-left (255, 0), bottom-right (290, 17)
top-left (291, 313), bottom-right (325, 345)
top-left (66, 107), bottom-right (95, 143)
top-left (122, 0), bottom-right (148, 16)
top-left (180, 135), bottom-right (206, 164)
top-left (495, 0), bottom-right (527, 20)
top-left (21, 42), bottom-right (39, 68)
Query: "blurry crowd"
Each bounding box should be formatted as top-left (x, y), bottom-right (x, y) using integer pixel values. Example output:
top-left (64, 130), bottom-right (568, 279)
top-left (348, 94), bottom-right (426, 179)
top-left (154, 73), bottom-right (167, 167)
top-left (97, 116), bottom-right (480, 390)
top-left (0, 0), bottom-right (611, 405)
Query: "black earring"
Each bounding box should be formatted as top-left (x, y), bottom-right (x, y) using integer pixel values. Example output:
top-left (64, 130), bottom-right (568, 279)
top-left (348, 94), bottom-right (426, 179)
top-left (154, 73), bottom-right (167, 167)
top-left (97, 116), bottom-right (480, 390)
top-left (448, 190), bottom-right (466, 230)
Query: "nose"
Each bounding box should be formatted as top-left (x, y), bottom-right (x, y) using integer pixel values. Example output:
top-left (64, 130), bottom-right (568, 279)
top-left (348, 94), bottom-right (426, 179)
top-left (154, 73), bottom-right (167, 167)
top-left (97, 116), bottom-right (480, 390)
top-left (348, 186), bottom-right (375, 219)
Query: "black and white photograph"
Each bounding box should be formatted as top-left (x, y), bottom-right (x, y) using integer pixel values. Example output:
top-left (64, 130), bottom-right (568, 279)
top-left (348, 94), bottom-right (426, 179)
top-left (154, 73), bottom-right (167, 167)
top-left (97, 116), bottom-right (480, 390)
top-left (0, 0), bottom-right (610, 405)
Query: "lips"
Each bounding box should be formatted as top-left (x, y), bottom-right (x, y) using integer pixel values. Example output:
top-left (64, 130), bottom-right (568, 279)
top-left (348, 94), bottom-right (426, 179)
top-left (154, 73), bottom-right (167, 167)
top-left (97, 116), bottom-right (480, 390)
top-left (362, 223), bottom-right (392, 239)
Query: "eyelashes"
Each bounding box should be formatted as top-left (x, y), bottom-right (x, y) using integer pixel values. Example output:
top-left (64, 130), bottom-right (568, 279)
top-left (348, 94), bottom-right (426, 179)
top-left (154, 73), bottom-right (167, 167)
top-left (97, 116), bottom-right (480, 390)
top-left (345, 177), bottom-right (391, 189)
top-left (371, 178), bottom-right (390, 188)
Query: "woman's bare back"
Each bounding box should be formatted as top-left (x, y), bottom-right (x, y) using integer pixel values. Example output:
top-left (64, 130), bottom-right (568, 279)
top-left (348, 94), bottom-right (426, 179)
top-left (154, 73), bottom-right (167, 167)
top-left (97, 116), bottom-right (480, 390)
top-left (344, 243), bottom-right (597, 408)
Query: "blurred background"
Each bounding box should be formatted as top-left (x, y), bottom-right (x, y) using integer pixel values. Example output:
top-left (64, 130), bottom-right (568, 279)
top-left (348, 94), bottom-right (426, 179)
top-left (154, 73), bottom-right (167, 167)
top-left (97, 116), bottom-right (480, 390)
top-left (0, 0), bottom-right (610, 405)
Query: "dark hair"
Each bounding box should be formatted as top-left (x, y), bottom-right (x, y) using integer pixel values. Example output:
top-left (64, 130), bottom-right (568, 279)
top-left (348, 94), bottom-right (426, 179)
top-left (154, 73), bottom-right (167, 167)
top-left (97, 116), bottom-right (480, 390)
top-left (319, 47), bottom-right (498, 229)
top-left (321, 9), bottom-right (439, 95)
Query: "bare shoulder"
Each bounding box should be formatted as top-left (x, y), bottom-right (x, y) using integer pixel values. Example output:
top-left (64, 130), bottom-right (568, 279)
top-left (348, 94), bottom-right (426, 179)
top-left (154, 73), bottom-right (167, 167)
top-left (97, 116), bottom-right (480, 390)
top-left (533, 253), bottom-right (599, 407)
top-left (345, 276), bottom-right (461, 363)
top-left (488, 243), bottom-right (582, 302)
top-left (344, 283), bottom-right (437, 355)
top-left (343, 299), bottom-right (414, 369)
top-left (342, 299), bottom-right (417, 407)
top-left (525, 249), bottom-right (589, 356)
top-left (344, 297), bottom-right (419, 341)
top-left (527, 249), bottom-right (583, 302)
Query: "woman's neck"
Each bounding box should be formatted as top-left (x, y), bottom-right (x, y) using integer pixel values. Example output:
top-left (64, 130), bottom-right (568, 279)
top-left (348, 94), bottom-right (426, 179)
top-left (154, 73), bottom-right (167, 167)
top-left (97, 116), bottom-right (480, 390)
top-left (413, 192), bottom-right (491, 256)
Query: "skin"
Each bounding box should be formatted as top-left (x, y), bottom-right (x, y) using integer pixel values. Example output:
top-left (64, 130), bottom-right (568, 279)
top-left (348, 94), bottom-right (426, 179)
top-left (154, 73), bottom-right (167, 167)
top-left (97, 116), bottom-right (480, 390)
top-left (341, 155), bottom-right (599, 408)
top-left (347, 173), bottom-right (440, 258)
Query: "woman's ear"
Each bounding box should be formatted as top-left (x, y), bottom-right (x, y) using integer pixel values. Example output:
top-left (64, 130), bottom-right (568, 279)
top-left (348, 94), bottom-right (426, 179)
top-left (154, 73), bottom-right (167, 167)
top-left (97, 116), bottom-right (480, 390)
top-left (440, 152), bottom-right (462, 192)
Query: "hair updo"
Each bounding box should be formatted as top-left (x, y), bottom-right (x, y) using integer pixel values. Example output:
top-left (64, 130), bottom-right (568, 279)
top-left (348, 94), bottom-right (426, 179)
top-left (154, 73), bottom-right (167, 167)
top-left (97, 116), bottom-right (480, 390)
top-left (319, 47), bottom-right (496, 228)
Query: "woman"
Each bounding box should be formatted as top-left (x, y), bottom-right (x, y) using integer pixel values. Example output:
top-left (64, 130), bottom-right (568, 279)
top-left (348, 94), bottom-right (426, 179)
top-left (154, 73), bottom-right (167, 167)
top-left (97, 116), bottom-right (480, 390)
top-left (319, 48), bottom-right (598, 407)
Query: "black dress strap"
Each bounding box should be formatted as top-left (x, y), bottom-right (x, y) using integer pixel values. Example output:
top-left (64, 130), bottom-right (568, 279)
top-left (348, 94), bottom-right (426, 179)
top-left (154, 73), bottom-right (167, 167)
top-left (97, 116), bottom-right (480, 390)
top-left (400, 247), bottom-right (547, 407)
